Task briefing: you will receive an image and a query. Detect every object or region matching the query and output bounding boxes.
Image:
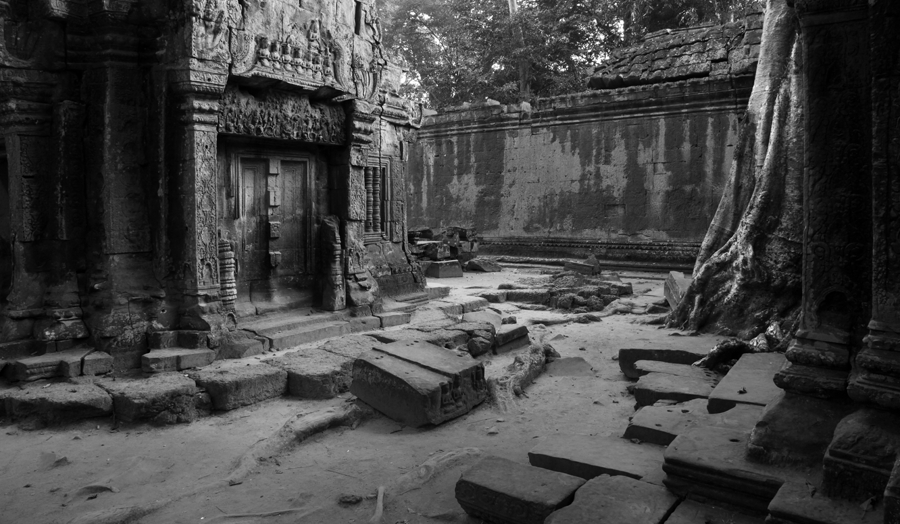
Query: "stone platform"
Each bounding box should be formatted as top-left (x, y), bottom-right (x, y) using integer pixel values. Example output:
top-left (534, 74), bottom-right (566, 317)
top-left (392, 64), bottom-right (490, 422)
top-left (625, 398), bottom-right (763, 445)
top-left (707, 353), bottom-right (785, 414)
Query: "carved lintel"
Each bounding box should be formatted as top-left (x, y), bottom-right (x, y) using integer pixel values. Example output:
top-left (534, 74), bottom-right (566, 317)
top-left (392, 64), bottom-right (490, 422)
top-left (169, 59), bottom-right (227, 97)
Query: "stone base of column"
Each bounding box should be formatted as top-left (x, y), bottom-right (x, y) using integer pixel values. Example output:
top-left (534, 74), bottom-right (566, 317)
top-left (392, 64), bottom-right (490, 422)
top-left (774, 361), bottom-right (849, 398)
top-left (823, 408), bottom-right (900, 502)
top-left (747, 390), bottom-right (856, 467)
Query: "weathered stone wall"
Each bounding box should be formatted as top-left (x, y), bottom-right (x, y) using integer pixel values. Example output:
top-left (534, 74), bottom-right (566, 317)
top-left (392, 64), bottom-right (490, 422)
top-left (410, 16), bottom-right (761, 269)
top-left (411, 78), bottom-right (751, 268)
top-left (0, 0), bottom-right (423, 367)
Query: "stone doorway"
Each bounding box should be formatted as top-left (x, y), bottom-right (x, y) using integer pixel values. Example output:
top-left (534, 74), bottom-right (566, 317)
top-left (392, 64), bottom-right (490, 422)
top-left (223, 147), bottom-right (323, 316)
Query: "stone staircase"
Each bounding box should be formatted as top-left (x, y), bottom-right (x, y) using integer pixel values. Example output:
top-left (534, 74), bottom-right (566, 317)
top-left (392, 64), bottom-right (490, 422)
top-left (455, 347), bottom-right (889, 523)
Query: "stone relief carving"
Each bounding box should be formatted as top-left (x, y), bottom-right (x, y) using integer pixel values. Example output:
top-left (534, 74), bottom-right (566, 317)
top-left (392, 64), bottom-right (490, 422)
top-left (195, 130), bottom-right (220, 289)
top-left (191, 0), bottom-right (227, 60)
top-left (217, 85), bottom-right (346, 144)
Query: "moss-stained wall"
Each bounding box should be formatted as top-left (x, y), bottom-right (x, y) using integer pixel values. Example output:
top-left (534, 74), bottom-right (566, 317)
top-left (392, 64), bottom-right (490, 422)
top-left (410, 77), bottom-right (751, 268)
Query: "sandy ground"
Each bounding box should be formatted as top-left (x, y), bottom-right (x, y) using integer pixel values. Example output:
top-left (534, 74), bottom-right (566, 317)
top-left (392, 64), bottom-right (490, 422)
top-left (0, 266), bottom-right (727, 524)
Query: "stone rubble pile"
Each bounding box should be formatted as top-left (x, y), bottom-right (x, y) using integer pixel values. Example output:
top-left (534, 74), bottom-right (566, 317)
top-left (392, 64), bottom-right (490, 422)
top-left (408, 227), bottom-right (502, 277)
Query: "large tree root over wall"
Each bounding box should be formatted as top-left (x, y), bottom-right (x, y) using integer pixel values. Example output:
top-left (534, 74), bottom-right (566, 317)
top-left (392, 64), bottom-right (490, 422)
top-left (668, 0), bottom-right (803, 343)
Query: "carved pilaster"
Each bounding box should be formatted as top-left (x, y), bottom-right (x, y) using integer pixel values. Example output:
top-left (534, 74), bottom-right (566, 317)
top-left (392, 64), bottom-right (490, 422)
top-left (847, 0), bottom-right (900, 409)
top-left (774, 0), bottom-right (872, 398)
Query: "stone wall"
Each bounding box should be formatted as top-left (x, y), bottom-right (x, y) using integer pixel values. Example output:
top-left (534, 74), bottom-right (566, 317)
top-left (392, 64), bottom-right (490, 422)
top-left (410, 15), bottom-right (761, 269)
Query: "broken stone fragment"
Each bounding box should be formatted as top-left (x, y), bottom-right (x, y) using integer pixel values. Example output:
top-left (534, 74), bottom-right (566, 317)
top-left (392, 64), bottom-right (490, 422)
top-left (350, 340), bottom-right (487, 427)
top-left (97, 373), bottom-right (199, 424)
top-left (4, 382), bottom-right (113, 427)
top-left (455, 455), bottom-right (585, 524)
top-left (544, 475), bottom-right (679, 524)
top-left (11, 348), bottom-right (103, 382)
top-left (189, 361), bottom-right (287, 411)
top-left (265, 350), bottom-right (352, 399)
top-left (141, 348), bottom-right (216, 373)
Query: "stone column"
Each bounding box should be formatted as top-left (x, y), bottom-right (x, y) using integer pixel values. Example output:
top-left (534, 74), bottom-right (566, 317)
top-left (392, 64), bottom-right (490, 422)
top-left (773, 0), bottom-right (872, 399)
top-left (847, 0), bottom-right (900, 409)
top-left (168, 60), bottom-right (227, 329)
top-left (748, 0), bottom-right (873, 466)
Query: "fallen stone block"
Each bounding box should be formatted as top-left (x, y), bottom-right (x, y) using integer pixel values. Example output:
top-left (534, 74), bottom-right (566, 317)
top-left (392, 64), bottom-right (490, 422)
top-left (633, 360), bottom-right (719, 381)
top-left (528, 434), bottom-right (664, 482)
top-left (376, 311), bottom-right (412, 328)
top-left (504, 289), bottom-right (550, 304)
top-left (98, 373), bottom-right (198, 424)
top-left (350, 340), bottom-right (487, 427)
top-left (265, 350), bottom-right (352, 399)
top-left (633, 372), bottom-right (716, 407)
top-left (217, 330), bottom-right (269, 359)
top-left (544, 474), bottom-right (679, 524)
top-left (462, 310), bottom-right (502, 331)
top-left (467, 337), bottom-right (492, 357)
top-left (426, 260), bottom-right (463, 278)
top-left (190, 361), bottom-right (287, 411)
top-left (665, 499), bottom-right (762, 524)
top-left (476, 290), bottom-right (507, 303)
top-left (456, 455), bottom-right (585, 524)
top-left (707, 353), bottom-right (785, 414)
top-left (664, 427), bottom-right (791, 513)
top-left (318, 334), bottom-right (379, 360)
top-left (767, 481), bottom-right (881, 524)
top-left (81, 352), bottom-right (113, 376)
top-left (466, 259), bottom-right (502, 272)
top-left (563, 261), bottom-right (596, 275)
top-left (624, 398), bottom-right (763, 446)
top-left (11, 348), bottom-right (94, 381)
top-left (142, 348), bottom-right (215, 373)
top-left (618, 346), bottom-right (709, 379)
top-left (438, 295), bottom-right (490, 315)
top-left (495, 324), bottom-right (530, 354)
top-left (665, 270), bottom-right (692, 309)
top-left (5, 382), bottom-right (113, 426)
top-left (425, 285), bottom-right (451, 300)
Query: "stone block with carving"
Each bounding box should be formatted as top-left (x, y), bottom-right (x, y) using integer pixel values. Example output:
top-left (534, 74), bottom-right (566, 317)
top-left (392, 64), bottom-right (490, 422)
top-left (350, 340), bottom-right (487, 427)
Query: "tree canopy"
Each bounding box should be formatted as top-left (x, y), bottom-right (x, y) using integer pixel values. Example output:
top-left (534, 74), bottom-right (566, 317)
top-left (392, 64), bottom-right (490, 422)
top-left (377, 0), bottom-right (760, 108)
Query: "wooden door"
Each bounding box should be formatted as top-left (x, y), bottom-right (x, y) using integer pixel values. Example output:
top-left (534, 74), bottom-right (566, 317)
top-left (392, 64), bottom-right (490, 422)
top-left (235, 157), bottom-right (268, 283)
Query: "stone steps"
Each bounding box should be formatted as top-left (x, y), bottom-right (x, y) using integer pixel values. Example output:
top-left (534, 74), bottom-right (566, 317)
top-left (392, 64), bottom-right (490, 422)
top-left (624, 398), bottom-right (763, 446)
top-left (766, 481), bottom-right (882, 524)
top-left (707, 353), bottom-right (785, 414)
top-left (528, 434), bottom-right (665, 483)
top-left (618, 346), bottom-right (710, 379)
top-left (632, 372), bottom-right (717, 407)
top-left (663, 427), bottom-right (797, 514)
top-left (142, 348), bottom-right (216, 373)
top-left (8, 348), bottom-right (113, 382)
top-left (544, 474), bottom-right (679, 524)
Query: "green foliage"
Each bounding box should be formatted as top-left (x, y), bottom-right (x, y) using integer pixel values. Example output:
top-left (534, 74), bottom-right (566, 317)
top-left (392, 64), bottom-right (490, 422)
top-left (377, 0), bottom-right (760, 108)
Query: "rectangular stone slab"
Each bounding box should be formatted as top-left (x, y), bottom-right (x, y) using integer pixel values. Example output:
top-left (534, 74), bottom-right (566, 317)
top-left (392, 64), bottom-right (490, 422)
top-left (350, 347), bottom-right (486, 427)
top-left (12, 348), bottom-right (93, 381)
top-left (142, 348), bottom-right (215, 373)
top-left (624, 398), bottom-right (763, 445)
top-left (618, 346), bottom-right (710, 379)
top-left (665, 271), bottom-right (692, 309)
top-left (633, 372), bottom-right (716, 407)
top-left (528, 434), bottom-right (664, 481)
top-left (544, 474), bottom-right (679, 524)
top-left (425, 260), bottom-right (463, 278)
top-left (767, 481), bottom-right (882, 524)
top-left (97, 373), bottom-right (198, 423)
top-left (190, 362), bottom-right (287, 411)
top-left (633, 360), bottom-right (719, 381)
top-left (707, 353), bottom-right (786, 414)
top-left (456, 455), bottom-right (585, 524)
top-left (663, 427), bottom-right (791, 513)
top-left (665, 500), bottom-right (763, 524)
top-left (4, 382), bottom-right (113, 426)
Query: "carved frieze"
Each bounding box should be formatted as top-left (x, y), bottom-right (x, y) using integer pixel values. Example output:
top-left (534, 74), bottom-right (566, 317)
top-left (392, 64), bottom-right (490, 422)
top-left (217, 85), bottom-right (346, 145)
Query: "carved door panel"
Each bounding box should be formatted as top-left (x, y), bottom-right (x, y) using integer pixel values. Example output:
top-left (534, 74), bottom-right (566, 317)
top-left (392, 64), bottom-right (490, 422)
top-left (276, 159), bottom-right (313, 276)
top-left (0, 157), bottom-right (10, 299)
top-left (236, 157), bottom-right (268, 283)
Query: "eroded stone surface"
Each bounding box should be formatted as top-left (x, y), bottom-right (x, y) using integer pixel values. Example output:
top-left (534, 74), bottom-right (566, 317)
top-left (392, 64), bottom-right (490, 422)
top-left (664, 427), bottom-right (790, 513)
top-left (265, 350), bottom-right (352, 399)
top-left (350, 341), bottom-right (487, 427)
top-left (455, 455), bottom-right (585, 524)
top-left (625, 398), bottom-right (762, 446)
top-left (4, 382), bottom-right (113, 426)
top-left (633, 372), bottom-right (716, 407)
top-left (633, 360), bottom-right (719, 381)
top-left (619, 346), bottom-right (709, 379)
top-left (544, 475), bottom-right (679, 524)
top-left (190, 362), bottom-right (287, 411)
top-left (12, 348), bottom-right (93, 381)
top-left (142, 349), bottom-right (215, 373)
top-left (528, 435), bottom-right (664, 481)
top-left (707, 353), bottom-right (785, 414)
top-left (98, 373), bottom-right (199, 424)
top-left (823, 408), bottom-right (900, 502)
top-left (665, 500), bottom-right (763, 524)
top-left (767, 481), bottom-right (882, 524)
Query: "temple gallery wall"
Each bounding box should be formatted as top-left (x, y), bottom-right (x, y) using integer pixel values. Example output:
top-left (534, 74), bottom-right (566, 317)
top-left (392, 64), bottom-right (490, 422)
top-left (409, 14), bottom-right (763, 269)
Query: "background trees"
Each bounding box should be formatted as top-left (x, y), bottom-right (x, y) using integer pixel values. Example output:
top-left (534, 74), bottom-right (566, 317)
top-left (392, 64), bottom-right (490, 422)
top-left (377, 0), bottom-right (760, 108)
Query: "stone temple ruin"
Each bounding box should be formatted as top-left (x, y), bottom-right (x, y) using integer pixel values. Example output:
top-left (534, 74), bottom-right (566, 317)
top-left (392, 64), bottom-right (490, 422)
top-left (0, 0), bottom-right (424, 372)
top-left (1, 0), bottom-right (900, 523)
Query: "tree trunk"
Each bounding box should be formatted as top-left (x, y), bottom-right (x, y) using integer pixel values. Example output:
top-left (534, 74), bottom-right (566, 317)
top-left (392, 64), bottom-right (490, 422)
top-left (667, 0), bottom-right (803, 340)
top-left (507, 0), bottom-right (530, 99)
